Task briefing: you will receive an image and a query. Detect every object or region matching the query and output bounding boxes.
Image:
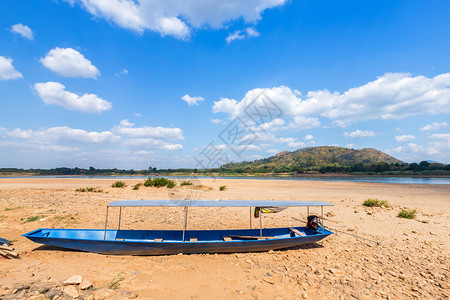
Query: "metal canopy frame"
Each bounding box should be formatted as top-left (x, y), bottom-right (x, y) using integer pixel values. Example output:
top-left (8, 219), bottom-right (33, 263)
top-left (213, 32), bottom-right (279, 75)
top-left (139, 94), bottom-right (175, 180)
top-left (103, 200), bottom-right (333, 240)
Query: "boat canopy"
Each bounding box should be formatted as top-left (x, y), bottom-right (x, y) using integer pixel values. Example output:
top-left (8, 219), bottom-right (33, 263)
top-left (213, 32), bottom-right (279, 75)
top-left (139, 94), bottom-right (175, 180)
top-left (108, 200), bottom-right (333, 208)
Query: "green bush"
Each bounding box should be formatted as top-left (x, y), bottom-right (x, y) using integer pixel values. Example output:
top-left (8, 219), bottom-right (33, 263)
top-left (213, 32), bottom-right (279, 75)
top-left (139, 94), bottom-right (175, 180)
top-left (219, 185), bottom-right (227, 191)
top-left (181, 180), bottom-right (193, 186)
top-left (363, 198), bottom-right (389, 207)
top-left (76, 187), bottom-right (102, 192)
top-left (398, 209), bottom-right (416, 219)
top-left (144, 177), bottom-right (176, 188)
top-left (112, 181), bottom-right (126, 188)
top-left (133, 183), bottom-right (142, 190)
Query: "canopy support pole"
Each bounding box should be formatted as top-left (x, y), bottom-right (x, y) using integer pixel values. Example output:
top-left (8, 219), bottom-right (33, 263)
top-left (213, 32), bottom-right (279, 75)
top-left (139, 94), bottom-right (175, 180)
top-left (118, 207), bottom-right (122, 230)
top-left (182, 207), bottom-right (188, 242)
top-left (259, 208), bottom-right (262, 237)
top-left (249, 207), bottom-right (252, 229)
top-left (321, 206), bottom-right (324, 234)
top-left (307, 206), bottom-right (309, 217)
top-left (103, 207), bottom-right (109, 240)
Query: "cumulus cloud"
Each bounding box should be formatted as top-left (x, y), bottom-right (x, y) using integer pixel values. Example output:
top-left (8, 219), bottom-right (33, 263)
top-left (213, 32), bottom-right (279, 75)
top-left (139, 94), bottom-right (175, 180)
top-left (182, 94), bottom-right (205, 106)
top-left (7, 126), bottom-right (120, 144)
top-left (395, 135), bottom-right (416, 142)
top-left (113, 123), bottom-right (184, 140)
top-left (429, 133), bottom-right (450, 140)
top-left (10, 24), bottom-right (34, 40)
top-left (226, 27), bottom-right (260, 44)
top-left (34, 82), bottom-right (112, 114)
top-left (344, 130), bottom-right (377, 138)
top-left (304, 134), bottom-right (314, 141)
top-left (420, 122), bottom-right (448, 131)
top-left (40, 47), bottom-right (100, 78)
top-left (124, 138), bottom-right (183, 150)
top-left (212, 98), bottom-right (238, 114)
top-left (213, 73), bottom-right (450, 128)
top-left (65, 0), bottom-right (285, 39)
top-left (119, 119), bottom-right (134, 127)
top-left (0, 56), bottom-right (23, 80)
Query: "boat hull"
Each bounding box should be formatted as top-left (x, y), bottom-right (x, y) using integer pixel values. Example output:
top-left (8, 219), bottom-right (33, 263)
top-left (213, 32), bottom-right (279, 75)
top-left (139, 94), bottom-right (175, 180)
top-left (23, 227), bottom-right (333, 255)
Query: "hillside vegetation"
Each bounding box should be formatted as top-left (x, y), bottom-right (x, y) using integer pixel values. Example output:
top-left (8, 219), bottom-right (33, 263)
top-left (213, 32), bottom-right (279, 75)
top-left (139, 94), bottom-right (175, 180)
top-left (219, 146), bottom-right (444, 175)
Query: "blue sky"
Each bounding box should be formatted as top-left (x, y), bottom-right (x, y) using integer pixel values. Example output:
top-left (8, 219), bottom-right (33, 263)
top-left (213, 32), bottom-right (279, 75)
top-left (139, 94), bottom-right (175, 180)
top-left (0, 0), bottom-right (449, 169)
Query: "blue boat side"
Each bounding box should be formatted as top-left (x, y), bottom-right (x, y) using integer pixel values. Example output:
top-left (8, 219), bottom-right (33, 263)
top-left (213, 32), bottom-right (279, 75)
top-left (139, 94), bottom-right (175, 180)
top-left (22, 227), bottom-right (333, 255)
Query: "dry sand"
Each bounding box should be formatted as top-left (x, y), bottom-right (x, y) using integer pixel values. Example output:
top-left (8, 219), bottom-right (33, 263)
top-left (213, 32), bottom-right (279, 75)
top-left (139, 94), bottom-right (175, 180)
top-left (0, 178), bottom-right (449, 299)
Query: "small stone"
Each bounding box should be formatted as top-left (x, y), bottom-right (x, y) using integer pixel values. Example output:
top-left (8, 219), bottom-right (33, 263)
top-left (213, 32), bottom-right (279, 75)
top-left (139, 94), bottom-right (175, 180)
top-left (26, 295), bottom-right (46, 300)
top-left (245, 259), bottom-right (253, 264)
top-left (29, 282), bottom-right (55, 294)
top-left (45, 287), bottom-right (62, 299)
top-left (268, 250), bottom-right (275, 254)
top-left (80, 279), bottom-right (93, 290)
top-left (93, 288), bottom-right (114, 299)
top-left (120, 290), bottom-right (138, 298)
top-left (63, 285), bottom-right (79, 298)
top-left (64, 275), bottom-right (82, 285)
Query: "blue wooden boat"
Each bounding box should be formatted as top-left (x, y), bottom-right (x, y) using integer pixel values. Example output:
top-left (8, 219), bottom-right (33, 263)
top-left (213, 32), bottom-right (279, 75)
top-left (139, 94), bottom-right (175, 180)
top-left (23, 200), bottom-right (333, 255)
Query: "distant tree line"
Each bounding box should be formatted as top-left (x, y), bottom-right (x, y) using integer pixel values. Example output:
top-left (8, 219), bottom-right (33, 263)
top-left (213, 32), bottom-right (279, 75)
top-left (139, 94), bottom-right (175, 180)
top-left (0, 161), bottom-right (449, 176)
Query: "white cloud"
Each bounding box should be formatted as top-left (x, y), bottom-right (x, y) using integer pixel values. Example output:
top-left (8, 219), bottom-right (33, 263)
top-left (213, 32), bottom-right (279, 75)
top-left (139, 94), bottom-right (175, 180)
top-left (226, 27), bottom-right (260, 44)
top-left (0, 56), bottom-right (23, 80)
top-left (344, 130), bottom-right (377, 138)
top-left (10, 24), bottom-right (34, 40)
top-left (181, 94), bottom-right (205, 106)
top-left (120, 119), bottom-right (134, 127)
top-left (7, 126), bottom-right (119, 144)
top-left (134, 113), bottom-right (142, 117)
top-left (40, 47), bottom-right (100, 78)
top-left (212, 97), bottom-right (238, 113)
top-left (115, 69), bottom-right (128, 76)
top-left (429, 133), bottom-right (450, 140)
top-left (304, 134), bottom-right (314, 141)
top-left (266, 149), bottom-right (278, 154)
top-left (113, 124), bottom-right (184, 140)
top-left (395, 135), bottom-right (416, 142)
top-left (284, 116), bottom-right (320, 130)
top-left (420, 122), bottom-right (448, 131)
top-left (124, 138), bottom-right (183, 150)
top-left (287, 141), bottom-right (306, 148)
top-left (65, 0), bottom-right (285, 39)
top-left (210, 118), bottom-right (222, 124)
top-left (214, 73), bottom-right (450, 128)
top-left (34, 82), bottom-right (112, 114)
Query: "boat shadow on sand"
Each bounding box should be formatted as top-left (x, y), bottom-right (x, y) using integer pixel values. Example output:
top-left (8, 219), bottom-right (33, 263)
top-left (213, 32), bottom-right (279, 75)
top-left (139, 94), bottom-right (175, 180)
top-left (30, 242), bottom-right (324, 255)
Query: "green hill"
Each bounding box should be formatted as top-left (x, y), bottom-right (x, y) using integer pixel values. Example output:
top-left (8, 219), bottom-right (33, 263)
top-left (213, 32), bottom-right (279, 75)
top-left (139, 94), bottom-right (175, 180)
top-left (221, 146), bottom-right (405, 174)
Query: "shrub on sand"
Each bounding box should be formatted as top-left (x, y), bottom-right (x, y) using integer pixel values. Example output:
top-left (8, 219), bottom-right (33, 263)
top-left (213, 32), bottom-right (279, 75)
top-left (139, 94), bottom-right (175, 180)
top-left (219, 185), bottom-right (227, 191)
top-left (363, 198), bottom-right (389, 207)
top-left (112, 181), bottom-right (126, 188)
top-left (398, 209), bottom-right (416, 219)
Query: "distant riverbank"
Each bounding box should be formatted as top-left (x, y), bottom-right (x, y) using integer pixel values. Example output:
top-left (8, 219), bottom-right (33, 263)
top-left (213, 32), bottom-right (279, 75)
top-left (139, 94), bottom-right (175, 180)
top-left (1, 174), bottom-right (449, 185)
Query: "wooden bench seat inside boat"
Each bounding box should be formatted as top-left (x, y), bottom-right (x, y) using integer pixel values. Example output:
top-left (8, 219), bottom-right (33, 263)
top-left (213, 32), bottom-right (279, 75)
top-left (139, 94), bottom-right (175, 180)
top-left (154, 238), bottom-right (163, 242)
top-left (289, 227), bottom-right (306, 236)
top-left (190, 237), bottom-right (198, 242)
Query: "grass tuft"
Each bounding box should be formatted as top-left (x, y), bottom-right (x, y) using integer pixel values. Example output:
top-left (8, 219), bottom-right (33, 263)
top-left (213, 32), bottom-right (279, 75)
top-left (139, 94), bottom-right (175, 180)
top-left (144, 177), bottom-right (176, 188)
top-left (25, 215), bottom-right (45, 222)
top-left (363, 198), bottom-right (389, 207)
top-left (75, 187), bottom-right (102, 192)
top-left (398, 209), bottom-right (416, 219)
top-left (219, 185), bottom-right (227, 191)
top-left (133, 183), bottom-right (142, 190)
top-left (106, 272), bottom-right (124, 290)
top-left (112, 181), bottom-right (126, 188)
top-left (181, 180), bottom-right (193, 186)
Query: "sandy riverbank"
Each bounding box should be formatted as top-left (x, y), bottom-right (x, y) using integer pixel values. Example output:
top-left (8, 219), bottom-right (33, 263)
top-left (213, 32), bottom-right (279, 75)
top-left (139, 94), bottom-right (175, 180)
top-left (0, 178), bottom-right (449, 299)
